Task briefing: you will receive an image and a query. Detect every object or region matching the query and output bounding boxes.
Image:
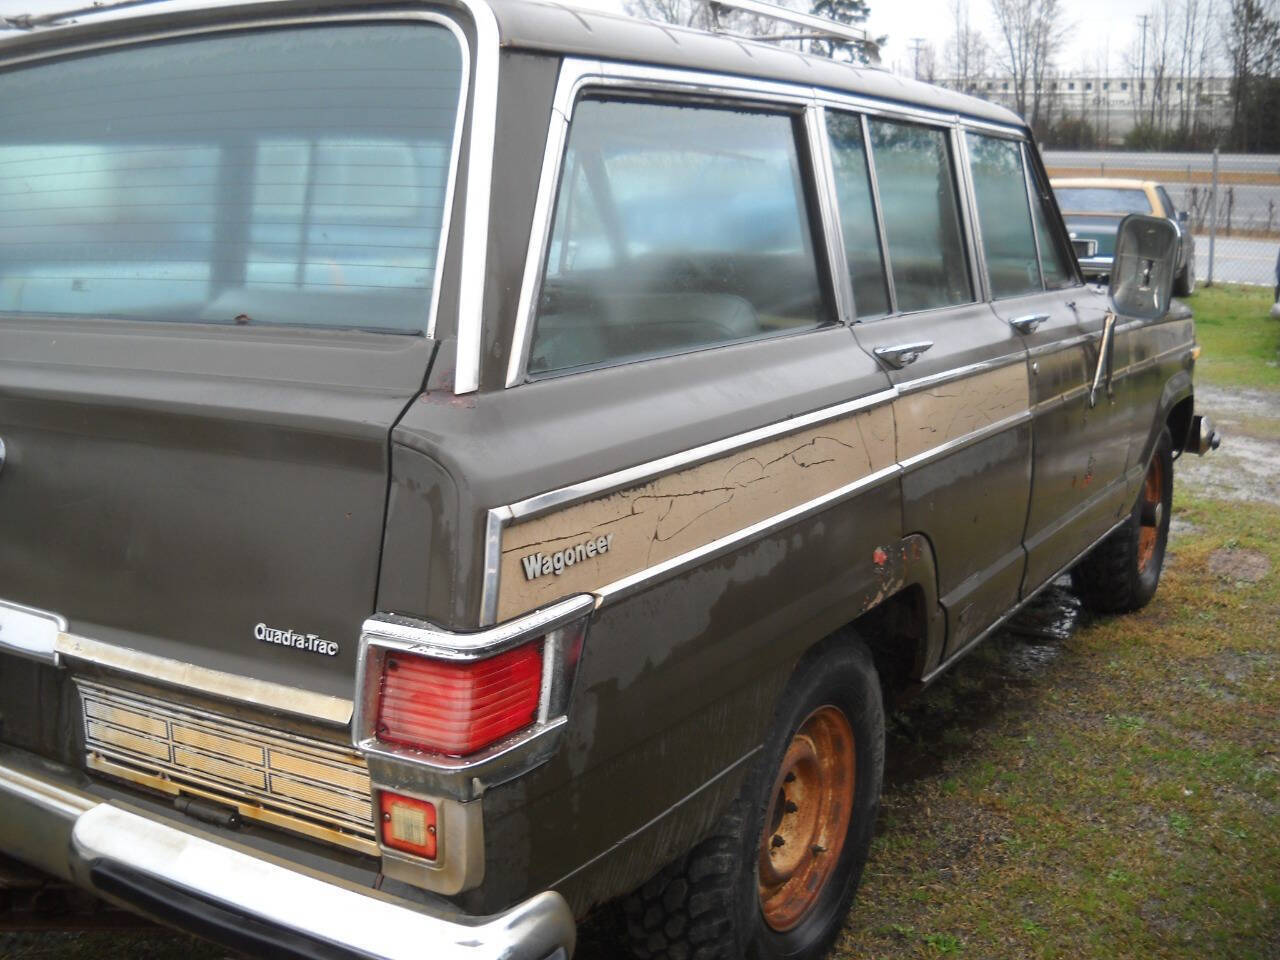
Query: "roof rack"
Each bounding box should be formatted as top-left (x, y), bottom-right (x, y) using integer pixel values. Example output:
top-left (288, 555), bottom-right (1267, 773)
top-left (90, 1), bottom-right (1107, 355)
top-left (703, 0), bottom-right (880, 63)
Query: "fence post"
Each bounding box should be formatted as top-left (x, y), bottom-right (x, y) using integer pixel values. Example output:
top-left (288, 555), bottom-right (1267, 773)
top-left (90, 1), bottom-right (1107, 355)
top-left (1207, 147), bottom-right (1219, 287)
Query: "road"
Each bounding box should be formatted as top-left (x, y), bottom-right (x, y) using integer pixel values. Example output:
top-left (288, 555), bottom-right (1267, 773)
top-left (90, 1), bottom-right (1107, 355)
top-left (1192, 234), bottom-right (1280, 286)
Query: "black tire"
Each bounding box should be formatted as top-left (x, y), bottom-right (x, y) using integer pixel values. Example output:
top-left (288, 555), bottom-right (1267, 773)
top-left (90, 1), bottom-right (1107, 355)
top-left (623, 638), bottom-right (884, 960)
top-left (1072, 426), bottom-right (1174, 613)
top-left (1173, 255), bottom-right (1195, 296)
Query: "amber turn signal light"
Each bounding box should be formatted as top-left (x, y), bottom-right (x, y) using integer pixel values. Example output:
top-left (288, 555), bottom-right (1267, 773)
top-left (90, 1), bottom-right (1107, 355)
top-left (379, 791), bottom-right (437, 860)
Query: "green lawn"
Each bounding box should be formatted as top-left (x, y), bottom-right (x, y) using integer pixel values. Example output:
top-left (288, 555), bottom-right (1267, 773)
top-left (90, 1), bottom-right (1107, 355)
top-left (1186, 284), bottom-right (1280, 389)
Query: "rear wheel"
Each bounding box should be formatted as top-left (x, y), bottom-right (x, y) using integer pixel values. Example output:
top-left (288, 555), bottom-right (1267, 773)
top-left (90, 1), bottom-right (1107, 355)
top-left (623, 638), bottom-right (884, 960)
top-left (1073, 426), bottom-right (1174, 613)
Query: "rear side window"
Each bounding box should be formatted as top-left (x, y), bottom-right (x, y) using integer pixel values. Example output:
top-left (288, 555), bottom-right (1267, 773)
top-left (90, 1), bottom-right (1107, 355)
top-left (866, 119), bottom-right (972, 312)
top-left (965, 133), bottom-right (1040, 299)
top-left (527, 99), bottom-right (832, 376)
top-left (1054, 187), bottom-right (1153, 214)
top-left (0, 24), bottom-right (464, 333)
top-left (824, 112), bottom-right (890, 319)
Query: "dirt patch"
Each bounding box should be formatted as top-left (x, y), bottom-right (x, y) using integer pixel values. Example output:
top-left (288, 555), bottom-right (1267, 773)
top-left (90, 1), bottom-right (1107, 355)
top-left (1180, 383), bottom-right (1280, 503)
top-left (1207, 548), bottom-right (1272, 583)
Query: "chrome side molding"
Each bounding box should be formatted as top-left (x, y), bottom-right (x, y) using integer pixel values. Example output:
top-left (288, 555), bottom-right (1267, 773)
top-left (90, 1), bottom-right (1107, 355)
top-left (0, 600), bottom-right (66, 666)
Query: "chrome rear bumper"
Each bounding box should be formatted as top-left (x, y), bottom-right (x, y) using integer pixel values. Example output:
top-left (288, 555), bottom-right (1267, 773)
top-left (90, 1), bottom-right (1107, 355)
top-left (0, 748), bottom-right (574, 960)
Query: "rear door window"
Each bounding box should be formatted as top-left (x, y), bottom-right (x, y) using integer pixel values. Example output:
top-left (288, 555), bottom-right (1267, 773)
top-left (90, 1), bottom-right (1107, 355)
top-left (0, 24), bottom-right (464, 333)
top-left (527, 98), bottom-right (832, 376)
top-left (865, 119), bottom-right (973, 313)
top-left (965, 133), bottom-right (1040, 299)
top-left (824, 112), bottom-right (890, 319)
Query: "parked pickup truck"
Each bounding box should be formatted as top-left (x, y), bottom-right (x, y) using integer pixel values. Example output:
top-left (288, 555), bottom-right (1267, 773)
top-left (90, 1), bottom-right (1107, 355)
top-left (0, 1), bottom-right (1218, 958)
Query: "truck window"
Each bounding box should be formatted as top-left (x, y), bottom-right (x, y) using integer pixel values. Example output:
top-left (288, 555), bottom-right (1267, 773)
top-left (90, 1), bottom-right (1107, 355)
top-left (965, 133), bottom-right (1041, 299)
top-left (866, 119), bottom-right (973, 313)
top-left (0, 24), bottom-right (464, 333)
top-left (1024, 150), bottom-right (1076, 289)
top-left (824, 111), bottom-right (890, 318)
top-left (527, 98), bottom-right (833, 376)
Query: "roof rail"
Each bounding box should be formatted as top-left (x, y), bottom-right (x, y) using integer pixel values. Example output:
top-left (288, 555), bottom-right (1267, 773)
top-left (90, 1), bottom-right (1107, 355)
top-left (704, 0), bottom-right (880, 64)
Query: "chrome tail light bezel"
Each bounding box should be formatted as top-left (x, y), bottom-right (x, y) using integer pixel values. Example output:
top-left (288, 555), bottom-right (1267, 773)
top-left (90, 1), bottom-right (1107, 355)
top-left (352, 593), bottom-right (595, 804)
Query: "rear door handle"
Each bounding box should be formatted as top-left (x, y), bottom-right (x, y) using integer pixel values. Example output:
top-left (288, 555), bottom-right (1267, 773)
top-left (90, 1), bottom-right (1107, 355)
top-left (1008, 313), bottom-right (1049, 335)
top-left (873, 341), bottom-right (933, 369)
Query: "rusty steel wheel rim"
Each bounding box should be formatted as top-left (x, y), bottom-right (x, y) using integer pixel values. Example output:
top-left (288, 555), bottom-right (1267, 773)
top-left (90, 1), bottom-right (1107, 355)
top-left (757, 705), bottom-right (856, 932)
top-left (1137, 454), bottom-right (1165, 573)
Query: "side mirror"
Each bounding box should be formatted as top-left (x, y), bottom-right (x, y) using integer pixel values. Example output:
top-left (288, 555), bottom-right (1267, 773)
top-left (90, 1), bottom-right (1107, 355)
top-left (1108, 214), bottom-right (1179, 320)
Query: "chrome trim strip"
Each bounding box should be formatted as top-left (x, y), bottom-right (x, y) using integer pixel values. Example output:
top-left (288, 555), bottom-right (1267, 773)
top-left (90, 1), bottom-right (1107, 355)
top-left (505, 64), bottom-right (578, 387)
top-left (806, 104), bottom-right (856, 324)
top-left (0, 7), bottom-right (471, 345)
top-left (360, 594), bottom-right (595, 662)
top-left (1027, 331), bottom-right (1096, 358)
top-left (451, 0), bottom-right (500, 394)
top-left (1020, 142), bottom-right (1047, 291)
top-left (898, 410), bottom-right (1032, 472)
top-left (895, 351), bottom-right (1026, 395)
top-left (480, 507), bottom-right (510, 626)
top-left (353, 595), bottom-right (594, 801)
top-left (595, 462), bottom-right (901, 606)
top-left (0, 758), bottom-right (95, 822)
top-left (503, 387), bottom-right (898, 522)
top-left (952, 123), bottom-right (988, 303)
top-left (54, 633), bottom-right (353, 726)
top-left (0, 599), bottom-right (67, 666)
top-left (859, 113), bottom-right (897, 315)
top-left (70, 804), bottom-right (576, 960)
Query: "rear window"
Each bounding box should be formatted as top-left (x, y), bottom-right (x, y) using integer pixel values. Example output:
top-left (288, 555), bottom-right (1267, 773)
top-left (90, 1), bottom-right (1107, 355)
top-left (1053, 187), bottom-right (1153, 215)
top-left (0, 24), bottom-right (464, 333)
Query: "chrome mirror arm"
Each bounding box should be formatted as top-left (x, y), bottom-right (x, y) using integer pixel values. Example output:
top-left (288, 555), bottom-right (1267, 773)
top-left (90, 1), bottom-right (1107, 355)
top-left (1088, 310), bottom-right (1116, 409)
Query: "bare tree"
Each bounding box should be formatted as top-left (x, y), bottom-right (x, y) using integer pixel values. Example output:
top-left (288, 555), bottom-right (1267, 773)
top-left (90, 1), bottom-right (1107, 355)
top-left (945, 0), bottom-right (990, 92)
top-left (989, 0), bottom-right (1068, 132)
top-left (1223, 0), bottom-right (1280, 150)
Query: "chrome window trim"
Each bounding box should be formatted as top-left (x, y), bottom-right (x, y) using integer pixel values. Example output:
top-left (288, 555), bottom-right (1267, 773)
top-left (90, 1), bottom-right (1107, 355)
top-left (858, 113), bottom-right (898, 315)
top-left (0, 599), bottom-right (67, 666)
top-left (1019, 141), bottom-right (1048, 291)
top-left (952, 123), bottom-right (989, 304)
top-left (0, 5), bottom-right (476, 348)
top-left (505, 58), bottom-right (1022, 386)
top-left (805, 104), bottom-right (857, 324)
top-left (506, 59), bottom-right (826, 388)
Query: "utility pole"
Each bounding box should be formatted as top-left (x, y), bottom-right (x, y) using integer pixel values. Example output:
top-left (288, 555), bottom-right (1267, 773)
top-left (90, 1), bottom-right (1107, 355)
top-left (1136, 13), bottom-right (1149, 119)
top-left (909, 37), bottom-right (926, 79)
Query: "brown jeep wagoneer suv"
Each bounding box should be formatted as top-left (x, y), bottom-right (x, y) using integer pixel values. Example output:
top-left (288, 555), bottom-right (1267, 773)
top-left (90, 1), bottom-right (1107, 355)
top-left (0, 1), bottom-right (1218, 957)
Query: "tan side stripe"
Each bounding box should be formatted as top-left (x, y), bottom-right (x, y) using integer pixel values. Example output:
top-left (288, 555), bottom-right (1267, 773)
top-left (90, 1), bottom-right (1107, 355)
top-left (496, 403), bottom-right (896, 621)
top-left (492, 363), bottom-right (1034, 620)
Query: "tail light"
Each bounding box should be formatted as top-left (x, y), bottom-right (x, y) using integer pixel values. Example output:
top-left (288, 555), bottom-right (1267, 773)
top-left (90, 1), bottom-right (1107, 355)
top-left (376, 643), bottom-right (544, 756)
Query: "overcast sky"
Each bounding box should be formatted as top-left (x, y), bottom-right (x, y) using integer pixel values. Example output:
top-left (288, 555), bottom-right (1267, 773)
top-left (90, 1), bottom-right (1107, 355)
top-left (5, 0), bottom-right (1202, 78)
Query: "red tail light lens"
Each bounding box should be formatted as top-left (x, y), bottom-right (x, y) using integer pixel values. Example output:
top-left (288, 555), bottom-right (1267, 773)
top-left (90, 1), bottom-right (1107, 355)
top-left (379, 792), bottom-right (437, 860)
top-left (375, 643), bottom-right (543, 756)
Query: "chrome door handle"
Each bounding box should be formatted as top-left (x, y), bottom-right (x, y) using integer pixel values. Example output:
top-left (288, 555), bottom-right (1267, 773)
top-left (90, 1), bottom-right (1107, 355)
top-left (873, 341), bottom-right (933, 369)
top-left (1008, 313), bottom-right (1049, 335)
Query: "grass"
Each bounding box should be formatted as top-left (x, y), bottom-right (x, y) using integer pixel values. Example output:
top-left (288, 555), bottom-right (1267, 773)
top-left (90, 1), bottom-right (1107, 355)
top-left (1185, 284), bottom-right (1280, 390)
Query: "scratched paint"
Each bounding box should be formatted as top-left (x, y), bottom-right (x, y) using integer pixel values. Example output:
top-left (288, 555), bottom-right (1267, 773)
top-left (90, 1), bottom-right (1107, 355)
top-left (495, 404), bottom-right (897, 619)
top-left (893, 363), bottom-right (1029, 462)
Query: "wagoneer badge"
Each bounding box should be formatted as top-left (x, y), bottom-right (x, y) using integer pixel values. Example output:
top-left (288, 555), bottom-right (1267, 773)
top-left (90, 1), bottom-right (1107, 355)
top-left (521, 533), bottom-right (614, 581)
top-left (255, 622), bottom-right (339, 657)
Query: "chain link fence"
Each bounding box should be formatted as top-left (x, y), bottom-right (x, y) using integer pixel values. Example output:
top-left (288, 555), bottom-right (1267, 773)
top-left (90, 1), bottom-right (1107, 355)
top-left (1043, 150), bottom-right (1280, 292)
